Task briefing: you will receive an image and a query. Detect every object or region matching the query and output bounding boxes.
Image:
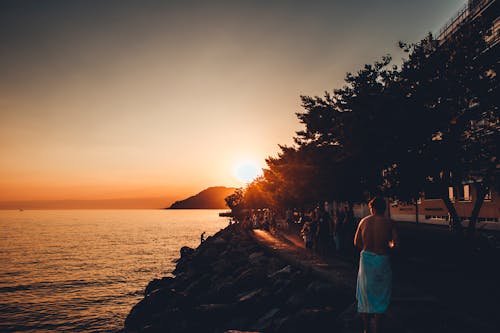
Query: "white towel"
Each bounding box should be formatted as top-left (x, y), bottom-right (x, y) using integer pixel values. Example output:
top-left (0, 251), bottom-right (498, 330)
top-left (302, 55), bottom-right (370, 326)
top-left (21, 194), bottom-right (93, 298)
top-left (356, 250), bottom-right (392, 313)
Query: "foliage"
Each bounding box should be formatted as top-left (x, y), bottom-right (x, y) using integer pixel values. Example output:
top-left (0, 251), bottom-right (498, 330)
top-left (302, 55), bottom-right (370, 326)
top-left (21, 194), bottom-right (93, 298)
top-left (387, 18), bottom-right (499, 232)
top-left (236, 16), bottom-right (498, 236)
top-left (224, 188), bottom-right (244, 211)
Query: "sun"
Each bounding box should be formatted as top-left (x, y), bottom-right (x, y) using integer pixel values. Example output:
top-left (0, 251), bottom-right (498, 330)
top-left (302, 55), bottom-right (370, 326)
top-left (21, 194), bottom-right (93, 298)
top-left (233, 160), bottom-right (262, 183)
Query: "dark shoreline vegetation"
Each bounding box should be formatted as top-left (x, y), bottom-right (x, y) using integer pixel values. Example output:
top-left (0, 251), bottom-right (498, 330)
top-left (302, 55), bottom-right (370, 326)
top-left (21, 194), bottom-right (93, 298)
top-left (120, 224), bottom-right (352, 333)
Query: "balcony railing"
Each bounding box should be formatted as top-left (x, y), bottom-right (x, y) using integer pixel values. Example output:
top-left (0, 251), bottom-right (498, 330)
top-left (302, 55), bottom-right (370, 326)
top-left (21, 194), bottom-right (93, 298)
top-left (436, 0), bottom-right (496, 42)
top-left (436, 2), bottom-right (469, 41)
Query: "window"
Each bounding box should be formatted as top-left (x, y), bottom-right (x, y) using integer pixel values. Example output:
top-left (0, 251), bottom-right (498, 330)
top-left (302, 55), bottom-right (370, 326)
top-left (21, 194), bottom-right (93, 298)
top-left (461, 184), bottom-right (471, 201)
top-left (449, 187), bottom-right (454, 201)
top-left (451, 184), bottom-right (471, 201)
top-left (484, 190), bottom-right (492, 201)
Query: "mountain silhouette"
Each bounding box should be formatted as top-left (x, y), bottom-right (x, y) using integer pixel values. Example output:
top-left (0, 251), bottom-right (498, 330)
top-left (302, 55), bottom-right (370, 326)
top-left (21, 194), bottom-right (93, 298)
top-left (167, 186), bottom-right (237, 209)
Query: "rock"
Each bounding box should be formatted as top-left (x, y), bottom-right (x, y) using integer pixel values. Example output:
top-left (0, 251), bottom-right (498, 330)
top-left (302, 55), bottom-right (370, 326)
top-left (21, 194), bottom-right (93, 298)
top-left (199, 280), bottom-right (236, 303)
top-left (183, 274), bottom-right (211, 296)
top-left (212, 258), bottom-right (232, 274)
top-left (122, 224), bottom-right (354, 333)
top-left (248, 252), bottom-right (265, 265)
top-left (233, 267), bottom-right (267, 290)
top-left (172, 247), bottom-right (196, 275)
top-left (254, 307), bottom-right (280, 330)
top-left (238, 288), bottom-right (263, 302)
top-left (199, 246), bottom-right (219, 260)
top-left (268, 265), bottom-right (292, 279)
top-left (274, 308), bottom-right (336, 333)
top-left (124, 288), bottom-right (187, 330)
top-left (236, 288), bottom-right (273, 311)
top-left (212, 236), bottom-right (228, 248)
top-left (144, 277), bottom-right (174, 296)
top-left (194, 303), bottom-right (234, 322)
top-left (180, 246), bottom-right (195, 258)
top-left (286, 291), bottom-right (307, 310)
top-left (225, 316), bottom-right (252, 330)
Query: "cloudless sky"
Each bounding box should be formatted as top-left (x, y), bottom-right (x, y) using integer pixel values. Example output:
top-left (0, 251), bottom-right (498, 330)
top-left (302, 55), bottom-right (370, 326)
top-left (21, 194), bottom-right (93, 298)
top-left (0, 0), bottom-right (466, 207)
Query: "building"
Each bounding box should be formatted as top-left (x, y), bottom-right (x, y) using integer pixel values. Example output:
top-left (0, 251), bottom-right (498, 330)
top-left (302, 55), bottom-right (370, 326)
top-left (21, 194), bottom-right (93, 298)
top-left (437, 0), bottom-right (499, 47)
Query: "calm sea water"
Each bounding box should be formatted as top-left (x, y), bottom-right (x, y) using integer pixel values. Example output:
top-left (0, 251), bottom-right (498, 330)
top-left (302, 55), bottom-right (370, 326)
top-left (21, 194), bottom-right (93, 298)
top-left (0, 209), bottom-right (229, 332)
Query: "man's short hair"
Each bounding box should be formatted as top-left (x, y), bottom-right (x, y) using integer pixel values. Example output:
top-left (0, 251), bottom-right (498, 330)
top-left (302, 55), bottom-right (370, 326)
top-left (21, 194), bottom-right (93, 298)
top-left (369, 197), bottom-right (386, 214)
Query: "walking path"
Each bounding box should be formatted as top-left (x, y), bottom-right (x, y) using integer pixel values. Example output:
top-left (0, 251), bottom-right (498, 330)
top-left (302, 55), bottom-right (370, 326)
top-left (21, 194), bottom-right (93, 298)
top-left (251, 228), bottom-right (495, 333)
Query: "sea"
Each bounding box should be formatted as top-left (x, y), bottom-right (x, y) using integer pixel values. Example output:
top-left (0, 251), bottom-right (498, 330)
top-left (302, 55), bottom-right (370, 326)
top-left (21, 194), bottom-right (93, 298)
top-left (0, 209), bottom-right (229, 332)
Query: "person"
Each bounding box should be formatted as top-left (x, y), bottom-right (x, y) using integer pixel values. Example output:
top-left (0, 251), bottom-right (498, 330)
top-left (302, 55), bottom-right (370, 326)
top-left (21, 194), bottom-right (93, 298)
top-left (344, 205), bottom-right (356, 255)
top-left (334, 207), bottom-right (346, 253)
top-left (300, 220), bottom-right (314, 254)
top-left (315, 205), bottom-right (332, 256)
top-left (301, 210), bottom-right (315, 249)
top-left (354, 197), bottom-right (399, 333)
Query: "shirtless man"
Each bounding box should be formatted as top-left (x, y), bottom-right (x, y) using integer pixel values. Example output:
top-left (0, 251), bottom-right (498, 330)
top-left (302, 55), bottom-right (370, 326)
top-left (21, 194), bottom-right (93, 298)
top-left (354, 197), bottom-right (398, 333)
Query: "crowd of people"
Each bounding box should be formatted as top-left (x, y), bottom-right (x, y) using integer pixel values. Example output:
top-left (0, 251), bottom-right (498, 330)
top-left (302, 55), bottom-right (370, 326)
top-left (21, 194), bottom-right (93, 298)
top-left (235, 203), bottom-right (357, 257)
top-left (297, 204), bottom-right (356, 257)
top-left (239, 209), bottom-right (281, 231)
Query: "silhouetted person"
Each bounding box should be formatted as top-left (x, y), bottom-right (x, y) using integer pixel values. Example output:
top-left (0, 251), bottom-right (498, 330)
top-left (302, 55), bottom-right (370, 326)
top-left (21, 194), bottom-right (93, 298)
top-left (334, 207), bottom-right (346, 253)
top-left (300, 220), bottom-right (314, 256)
top-left (200, 231), bottom-right (206, 244)
top-left (354, 197), bottom-right (399, 333)
top-left (315, 205), bottom-right (332, 256)
top-left (344, 205), bottom-right (356, 255)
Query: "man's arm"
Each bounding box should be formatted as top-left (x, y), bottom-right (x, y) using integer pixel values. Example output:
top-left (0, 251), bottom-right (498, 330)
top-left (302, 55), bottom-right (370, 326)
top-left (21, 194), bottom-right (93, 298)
top-left (354, 219), bottom-right (364, 249)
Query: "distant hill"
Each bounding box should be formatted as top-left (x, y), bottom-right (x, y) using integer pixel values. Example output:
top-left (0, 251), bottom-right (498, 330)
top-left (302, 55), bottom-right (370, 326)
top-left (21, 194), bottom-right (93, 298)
top-left (167, 186), bottom-right (237, 209)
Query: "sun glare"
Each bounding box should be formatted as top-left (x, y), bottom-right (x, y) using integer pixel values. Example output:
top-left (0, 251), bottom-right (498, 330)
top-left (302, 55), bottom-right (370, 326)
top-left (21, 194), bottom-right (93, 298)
top-left (233, 160), bottom-right (262, 183)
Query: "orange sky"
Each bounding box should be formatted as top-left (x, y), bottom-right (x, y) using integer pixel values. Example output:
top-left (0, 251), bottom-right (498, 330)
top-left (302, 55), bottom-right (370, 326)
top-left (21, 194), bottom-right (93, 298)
top-left (0, 0), bottom-right (466, 208)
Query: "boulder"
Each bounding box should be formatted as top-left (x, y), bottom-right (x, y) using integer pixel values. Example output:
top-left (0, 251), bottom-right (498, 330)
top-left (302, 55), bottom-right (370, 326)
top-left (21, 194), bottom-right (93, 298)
top-left (268, 265), bottom-right (292, 278)
top-left (125, 288), bottom-right (187, 330)
top-left (253, 307), bottom-right (280, 330)
top-left (212, 236), bottom-right (228, 248)
top-left (238, 288), bottom-right (263, 303)
top-left (180, 246), bottom-right (195, 258)
top-left (144, 277), bottom-right (174, 296)
top-left (233, 267), bottom-right (267, 290)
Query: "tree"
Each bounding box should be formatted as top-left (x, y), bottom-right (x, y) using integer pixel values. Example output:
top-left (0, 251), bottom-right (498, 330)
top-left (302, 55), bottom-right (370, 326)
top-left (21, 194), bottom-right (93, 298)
top-left (243, 176), bottom-right (274, 209)
top-left (393, 18), bottom-right (499, 235)
top-left (295, 56), bottom-right (405, 204)
top-left (255, 16), bottom-right (498, 237)
top-left (225, 188), bottom-right (244, 213)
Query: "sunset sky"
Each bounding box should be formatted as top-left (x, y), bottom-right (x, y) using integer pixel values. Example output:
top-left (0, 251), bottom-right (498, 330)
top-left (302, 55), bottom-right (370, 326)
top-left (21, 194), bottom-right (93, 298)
top-left (0, 0), bottom-right (466, 208)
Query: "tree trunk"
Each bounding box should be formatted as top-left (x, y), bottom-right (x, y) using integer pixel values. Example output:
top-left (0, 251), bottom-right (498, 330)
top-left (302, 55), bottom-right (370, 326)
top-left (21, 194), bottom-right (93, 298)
top-left (467, 183), bottom-right (487, 239)
top-left (441, 194), bottom-right (462, 234)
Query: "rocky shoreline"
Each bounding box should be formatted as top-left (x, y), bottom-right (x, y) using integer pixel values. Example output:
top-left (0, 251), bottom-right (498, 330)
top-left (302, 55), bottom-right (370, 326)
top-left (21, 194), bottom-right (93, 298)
top-left (120, 224), bottom-right (353, 333)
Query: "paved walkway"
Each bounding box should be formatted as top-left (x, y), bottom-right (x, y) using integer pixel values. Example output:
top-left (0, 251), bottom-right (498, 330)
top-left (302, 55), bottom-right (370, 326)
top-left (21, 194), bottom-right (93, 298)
top-left (251, 228), bottom-right (495, 333)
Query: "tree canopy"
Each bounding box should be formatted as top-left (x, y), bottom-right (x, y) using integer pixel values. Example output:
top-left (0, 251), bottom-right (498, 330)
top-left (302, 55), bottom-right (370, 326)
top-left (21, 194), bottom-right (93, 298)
top-left (229, 16), bottom-right (498, 235)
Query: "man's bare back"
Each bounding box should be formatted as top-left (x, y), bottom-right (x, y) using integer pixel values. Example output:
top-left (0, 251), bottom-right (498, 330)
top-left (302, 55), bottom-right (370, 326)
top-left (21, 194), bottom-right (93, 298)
top-left (354, 214), bottom-right (398, 255)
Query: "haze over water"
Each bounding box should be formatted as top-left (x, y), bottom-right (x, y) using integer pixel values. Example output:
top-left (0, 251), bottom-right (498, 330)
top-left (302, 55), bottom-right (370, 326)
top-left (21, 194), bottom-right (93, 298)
top-left (0, 209), bottom-right (228, 332)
